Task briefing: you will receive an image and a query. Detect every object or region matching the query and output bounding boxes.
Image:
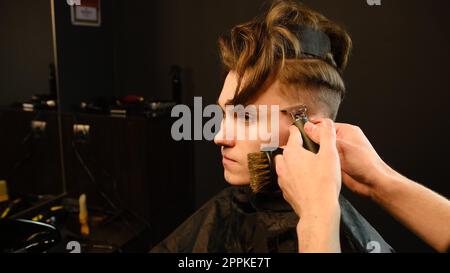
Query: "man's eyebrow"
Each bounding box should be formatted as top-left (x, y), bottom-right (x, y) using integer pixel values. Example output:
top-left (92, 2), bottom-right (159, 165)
top-left (217, 98), bottom-right (252, 110)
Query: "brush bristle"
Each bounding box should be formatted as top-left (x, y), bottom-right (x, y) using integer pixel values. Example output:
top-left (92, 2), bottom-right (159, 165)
top-left (247, 152), bottom-right (272, 193)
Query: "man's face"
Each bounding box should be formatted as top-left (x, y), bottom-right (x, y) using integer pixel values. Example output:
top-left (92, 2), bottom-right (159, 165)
top-left (214, 71), bottom-right (318, 185)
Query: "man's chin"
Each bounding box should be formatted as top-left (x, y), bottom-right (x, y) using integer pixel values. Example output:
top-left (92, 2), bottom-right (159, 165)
top-left (224, 171), bottom-right (250, 186)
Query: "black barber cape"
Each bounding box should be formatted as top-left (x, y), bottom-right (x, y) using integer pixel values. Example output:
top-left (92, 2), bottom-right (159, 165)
top-left (151, 186), bottom-right (394, 253)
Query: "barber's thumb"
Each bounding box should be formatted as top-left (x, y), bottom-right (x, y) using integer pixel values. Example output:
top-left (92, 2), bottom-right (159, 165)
top-left (304, 122), bottom-right (320, 143)
top-left (274, 154), bottom-right (285, 175)
top-left (287, 125), bottom-right (303, 147)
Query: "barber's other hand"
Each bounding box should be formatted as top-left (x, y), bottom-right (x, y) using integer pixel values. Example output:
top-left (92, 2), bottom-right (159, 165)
top-left (305, 121), bottom-right (393, 200)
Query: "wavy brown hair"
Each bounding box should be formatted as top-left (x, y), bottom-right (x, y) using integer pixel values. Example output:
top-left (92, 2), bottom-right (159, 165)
top-left (218, 0), bottom-right (352, 119)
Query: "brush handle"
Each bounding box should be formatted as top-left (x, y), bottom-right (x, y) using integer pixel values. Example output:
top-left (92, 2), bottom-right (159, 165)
top-left (293, 118), bottom-right (319, 154)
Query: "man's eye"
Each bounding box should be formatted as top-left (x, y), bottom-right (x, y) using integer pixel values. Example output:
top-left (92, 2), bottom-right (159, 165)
top-left (238, 113), bottom-right (255, 123)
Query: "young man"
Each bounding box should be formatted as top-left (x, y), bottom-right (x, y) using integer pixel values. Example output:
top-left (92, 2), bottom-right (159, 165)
top-left (151, 0), bottom-right (393, 253)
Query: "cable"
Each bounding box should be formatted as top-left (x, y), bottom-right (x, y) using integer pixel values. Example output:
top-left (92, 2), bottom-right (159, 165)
top-left (71, 140), bottom-right (119, 212)
top-left (100, 168), bottom-right (153, 231)
top-left (4, 111), bottom-right (43, 182)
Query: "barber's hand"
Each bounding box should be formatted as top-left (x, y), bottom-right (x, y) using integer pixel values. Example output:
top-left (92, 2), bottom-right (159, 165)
top-left (305, 121), bottom-right (393, 199)
top-left (275, 119), bottom-right (342, 252)
top-left (275, 119), bottom-right (341, 218)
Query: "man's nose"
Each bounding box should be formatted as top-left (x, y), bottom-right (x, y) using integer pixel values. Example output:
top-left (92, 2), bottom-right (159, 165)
top-left (214, 120), bottom-right (235, 147)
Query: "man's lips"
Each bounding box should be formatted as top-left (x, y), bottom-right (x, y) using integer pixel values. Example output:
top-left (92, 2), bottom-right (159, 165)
top-left (222, 155), bottom-right (237, 165)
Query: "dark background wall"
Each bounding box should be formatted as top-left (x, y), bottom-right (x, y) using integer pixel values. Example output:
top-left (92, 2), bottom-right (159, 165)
top-left (54, 0), bottom-right (115, 111)
top-left (0, 0), bottom-right (54, 105)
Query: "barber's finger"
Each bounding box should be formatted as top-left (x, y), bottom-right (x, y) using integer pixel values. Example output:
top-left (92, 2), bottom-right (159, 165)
top-left (274, 156), bottom-right (288, 193)
top-left (303, 121), bottom-right (320, 144)
top-left (286, 125), bottom-right (304, 148)
top-left (334, 123), bottom-right (367, 143)
top-left (304, 119), bottom-right (334, 145)
top-left (334, 122), bottom-right (352, 141)
top-left (303, 118), bottom-right (333, 145)
top-left (274, 154), bottom-right (285, 176)
top-left (342, 172), bottom-right (371, 197)
top-left (315, 119), bottom-right (337, 153)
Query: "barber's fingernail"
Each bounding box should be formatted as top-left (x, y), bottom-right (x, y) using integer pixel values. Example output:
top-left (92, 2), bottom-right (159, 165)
top-left (305, 122), bottom-right (316, 132)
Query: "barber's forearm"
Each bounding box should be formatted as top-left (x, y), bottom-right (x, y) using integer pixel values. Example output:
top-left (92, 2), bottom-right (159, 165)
top-left (296, 204), bottom-right (341, 253)
top-left (372, 170), bottom-right (450, 252)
